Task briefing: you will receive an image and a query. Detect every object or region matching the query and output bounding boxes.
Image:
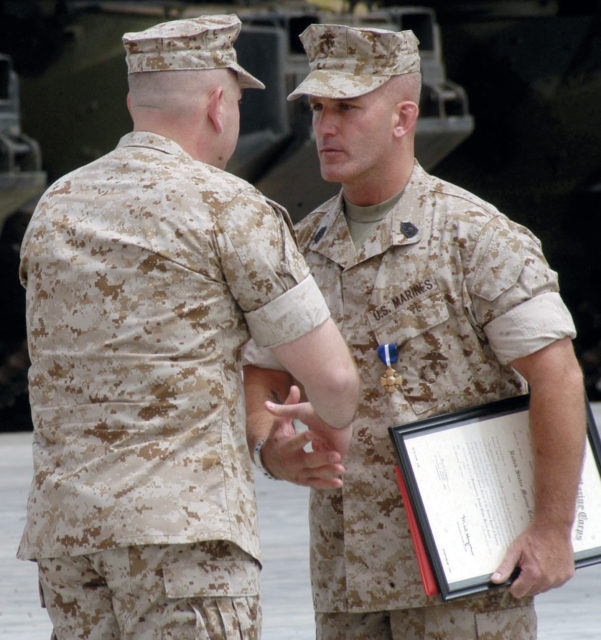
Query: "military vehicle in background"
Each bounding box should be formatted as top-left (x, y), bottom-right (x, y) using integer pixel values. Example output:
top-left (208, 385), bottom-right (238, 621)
top-left (0, 52), bottom-right (45, 428)
top-left (0, 1), bottom-right (475, 218)
top-left (1, 0), bottom-right (600, 427)
top-left (0, 54), bottom-right (46, 233)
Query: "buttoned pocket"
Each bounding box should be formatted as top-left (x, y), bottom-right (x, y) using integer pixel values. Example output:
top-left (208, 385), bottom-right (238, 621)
top-left (471, 253), bottom-right (526, 302)
top-left (369, 283), bottom-right (449, 346)
top-left (370, 286), bottom-right (480, 416)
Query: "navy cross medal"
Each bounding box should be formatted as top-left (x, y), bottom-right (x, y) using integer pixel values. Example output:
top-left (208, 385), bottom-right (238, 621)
top-left (378, 343), bottom-right (403, 393)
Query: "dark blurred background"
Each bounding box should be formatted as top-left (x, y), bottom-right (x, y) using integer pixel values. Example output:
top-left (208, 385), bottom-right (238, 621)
top-left (1, 0), bottom-right (600, 430)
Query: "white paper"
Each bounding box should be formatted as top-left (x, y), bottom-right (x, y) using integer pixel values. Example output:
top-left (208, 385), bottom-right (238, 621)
top-left (405, 410), bottom-right (601, 586)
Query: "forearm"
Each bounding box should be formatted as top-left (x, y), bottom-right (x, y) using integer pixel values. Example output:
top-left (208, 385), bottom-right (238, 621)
top-left (272, 317), bottom-right (360, 429)
top-left (529, 363), bottom-right (586, 530)
top-left (493, 338), bottom-right (586, 596)
top-left (513, 338), bottom-right (586, 530)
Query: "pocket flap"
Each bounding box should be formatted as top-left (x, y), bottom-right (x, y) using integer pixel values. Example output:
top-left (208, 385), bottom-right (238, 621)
top-left (472, 254), bottom-right (526, 302)
top-left (163, 552), bottom-right (259, 598)
top-left (369, 287), bottom-right (450, 347)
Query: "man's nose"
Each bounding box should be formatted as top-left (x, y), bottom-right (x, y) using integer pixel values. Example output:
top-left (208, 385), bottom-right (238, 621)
top-left (314, 111), bottom-right (337, 136)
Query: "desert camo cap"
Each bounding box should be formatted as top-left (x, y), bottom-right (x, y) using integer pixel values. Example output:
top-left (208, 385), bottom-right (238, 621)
top-left (123, 14), bottom-right (264, 89)
top-left (288, 23), bottom-right (420, 100)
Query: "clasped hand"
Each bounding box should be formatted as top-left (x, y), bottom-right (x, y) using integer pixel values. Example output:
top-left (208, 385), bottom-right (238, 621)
top-left (260, 385), bottom-right (352, 489)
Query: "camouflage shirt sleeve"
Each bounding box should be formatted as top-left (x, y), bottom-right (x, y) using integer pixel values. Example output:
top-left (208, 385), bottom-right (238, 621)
top-left (466, 216), bottom-right (575, 364)
top-left (214, 189), bottom-right (330, 348)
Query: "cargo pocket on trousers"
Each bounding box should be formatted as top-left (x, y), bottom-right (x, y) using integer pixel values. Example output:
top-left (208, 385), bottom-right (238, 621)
top-left (475, 605), bottom-right (537, 639)
top-left (162, 544), bottom-right (260, 599)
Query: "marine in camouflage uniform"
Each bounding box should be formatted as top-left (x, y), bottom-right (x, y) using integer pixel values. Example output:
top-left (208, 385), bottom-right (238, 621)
top-left (243, 23), bottom-right (586, 639)
top-left (18, 15), bottom-right (359, 640)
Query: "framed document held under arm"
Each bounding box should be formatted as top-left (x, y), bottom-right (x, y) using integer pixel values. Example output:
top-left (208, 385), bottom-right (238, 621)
top-left (389, 394), bottom-right (601, 601)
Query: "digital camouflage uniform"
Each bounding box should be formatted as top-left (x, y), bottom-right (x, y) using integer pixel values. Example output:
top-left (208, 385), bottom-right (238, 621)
top-left (18, 129), bottom-right (329, 561)
top-left (18, 16), bottom-right (330, 637)
top-left (247, 23), bottom-right (577, 638)
top-left (37, 541), bottom-right (261, 640)
top-left (242, 158), bottom-right (577, 638)
top-left (293, 162), bottom-right (576, 638)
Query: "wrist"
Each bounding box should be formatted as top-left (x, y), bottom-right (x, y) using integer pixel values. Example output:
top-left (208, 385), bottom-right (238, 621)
top-left (252, 439), bottom-right (279, 480)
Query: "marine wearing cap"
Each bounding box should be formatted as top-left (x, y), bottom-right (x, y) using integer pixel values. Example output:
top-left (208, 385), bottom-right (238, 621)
top-left (123, 14), bottom-right (264, 89)
top-left (288, 23), bottom-right (420, 100)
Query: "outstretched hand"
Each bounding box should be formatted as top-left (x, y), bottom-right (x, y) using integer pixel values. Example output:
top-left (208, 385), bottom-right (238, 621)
top-left (259, 385), bottom-right (351, 489)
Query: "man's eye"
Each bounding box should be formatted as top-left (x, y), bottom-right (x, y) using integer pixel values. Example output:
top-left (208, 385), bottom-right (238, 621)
top-left (310, 103), bottom-right (323, 112)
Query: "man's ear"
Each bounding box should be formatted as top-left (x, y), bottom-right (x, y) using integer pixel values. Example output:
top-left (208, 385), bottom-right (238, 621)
top-left (207, 86), bottom-right (225, 134)
top-left (126, 93), bottom-right (133, 119)
top-left (393, 100), bottom-right (419, 139)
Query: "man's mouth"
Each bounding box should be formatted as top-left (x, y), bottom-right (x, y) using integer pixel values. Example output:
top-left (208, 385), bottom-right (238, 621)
top-left (319, 146), bottom-right (342, 155)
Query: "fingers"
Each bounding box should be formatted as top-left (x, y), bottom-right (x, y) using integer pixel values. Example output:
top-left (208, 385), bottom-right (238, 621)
top-left (278, 431), bottom-right (342, 470)
top-left (280, 459), bottom-right (346, 489)
top-left (260, 427), bottom-right (345, 488)
top-left (264, 398), bottom-right (351, 455)
top-left (491, 539), bottom-right (536, 598)
top-left (507, 556), bottom-right (574, 599)
top-left (507, 560), bottom-right (546, 599)
top-left (261, 386), bottom-right (348, 488)
top-left (303, 475), bottom-right (344, 490)
top-left (295, 456), bottom-right (346, 490)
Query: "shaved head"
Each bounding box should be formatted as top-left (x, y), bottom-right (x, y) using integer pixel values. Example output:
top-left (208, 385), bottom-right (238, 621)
top-left (382, 72), bottom-right (422, 105)
top-left (126, 67), bottom-right (242, 166)
top-left (128, 68), bottom-right (239, 117)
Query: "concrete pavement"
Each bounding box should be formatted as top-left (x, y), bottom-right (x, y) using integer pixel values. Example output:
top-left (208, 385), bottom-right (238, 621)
top-left (1, 418), bottom-right (600, 638)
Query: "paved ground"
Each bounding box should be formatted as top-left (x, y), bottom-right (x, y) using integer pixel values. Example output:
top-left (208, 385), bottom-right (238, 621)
top-left (2, 410), bottom-right (601, 638)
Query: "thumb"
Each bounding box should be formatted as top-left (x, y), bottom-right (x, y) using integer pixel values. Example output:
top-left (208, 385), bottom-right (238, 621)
top-left (266, 385), bottom-right (304, 439)
top-left (491, 545), bottom-right (521, 584)
top-left (264, 399), bottom-right (304, 420)
top-left (284, 384), bottom-right (301, 405)
top-left (263, 385), bottom-right (301, 419)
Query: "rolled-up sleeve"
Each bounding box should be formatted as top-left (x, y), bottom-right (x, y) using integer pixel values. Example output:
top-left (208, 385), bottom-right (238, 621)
top-left (215, 189), bottom-right (330, 348)
top-left (483, 292), bottom-right (576, 364)
top-left (245, 275), bottom-right (330, 348)
top-left (241, 338), bottom-right (284, 370)
top-left (468, 217), bottom-right (577, 364)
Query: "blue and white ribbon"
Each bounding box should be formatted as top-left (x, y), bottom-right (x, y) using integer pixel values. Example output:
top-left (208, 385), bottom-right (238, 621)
top-left (377, 343), bottom-right (398, 367)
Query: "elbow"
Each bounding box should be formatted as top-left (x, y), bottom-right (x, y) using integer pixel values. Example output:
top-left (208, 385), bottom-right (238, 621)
top-left (323, 364), bottom-right (361, 427)
top-left (561, 352), bottom-right (585, 397)
top-left (569, 360), bottom-right (585, 388)
top-left (337, 364), bottom-right (361, 402)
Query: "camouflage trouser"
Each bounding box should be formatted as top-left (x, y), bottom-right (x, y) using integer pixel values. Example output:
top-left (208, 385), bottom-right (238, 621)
top-left (37, 541), bottom-right (261, 640)
top-left (316, 593), bottom-right (536, 640)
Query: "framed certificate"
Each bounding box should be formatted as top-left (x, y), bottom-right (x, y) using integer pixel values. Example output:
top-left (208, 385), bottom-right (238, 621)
top-left (389, 395), bottom-right (601, 601)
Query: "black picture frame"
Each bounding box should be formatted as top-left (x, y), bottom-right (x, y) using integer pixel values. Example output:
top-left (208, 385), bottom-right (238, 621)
top-left (389, 394), bottom-right (601, 601)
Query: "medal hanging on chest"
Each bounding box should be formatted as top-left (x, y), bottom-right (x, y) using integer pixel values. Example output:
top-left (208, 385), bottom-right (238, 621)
top-left (378, 343), bottom-right (403, 393)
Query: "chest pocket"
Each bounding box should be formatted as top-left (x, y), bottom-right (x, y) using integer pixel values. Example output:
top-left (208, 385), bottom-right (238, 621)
top-left (368, 281), bottom-right (470, 416)
top-left (368, 278), bottom-right (447, 344)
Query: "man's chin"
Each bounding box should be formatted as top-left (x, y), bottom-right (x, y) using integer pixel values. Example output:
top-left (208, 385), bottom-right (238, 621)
top-left (319, 165), bottom-right (346, 184)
